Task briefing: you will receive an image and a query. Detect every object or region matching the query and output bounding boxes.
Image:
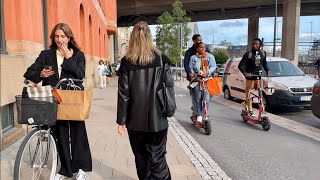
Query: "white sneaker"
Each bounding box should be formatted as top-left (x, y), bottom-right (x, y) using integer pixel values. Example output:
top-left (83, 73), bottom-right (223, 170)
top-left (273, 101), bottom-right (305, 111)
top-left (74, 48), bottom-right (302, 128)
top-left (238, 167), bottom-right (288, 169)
top-left (54, 174), bottom-right (66, 180)
top-left (197, 116), bottom-right (202, 122)
top-left (249, 111), bottom-right (256, 117)
top-left (76, 169), bottom-right (89, 180)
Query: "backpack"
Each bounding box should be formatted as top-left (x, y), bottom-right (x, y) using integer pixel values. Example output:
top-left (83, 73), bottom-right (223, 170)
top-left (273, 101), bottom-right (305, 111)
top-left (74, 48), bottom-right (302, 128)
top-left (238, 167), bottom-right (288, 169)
top-left (102, 65), bottom-right (110, 75)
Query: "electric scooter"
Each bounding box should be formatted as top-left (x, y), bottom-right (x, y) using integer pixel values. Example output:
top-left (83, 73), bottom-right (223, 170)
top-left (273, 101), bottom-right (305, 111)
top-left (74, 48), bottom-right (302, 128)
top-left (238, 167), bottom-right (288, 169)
top-left (241, 71), bottom-right (271, 131)
top-left (189, 72), bottom-right (212, 135)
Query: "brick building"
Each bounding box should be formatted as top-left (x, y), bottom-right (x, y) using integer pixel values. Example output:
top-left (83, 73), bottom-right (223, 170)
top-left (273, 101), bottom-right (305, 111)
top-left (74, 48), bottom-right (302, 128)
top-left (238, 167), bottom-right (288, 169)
top-left (0, 0), bottom-right (117, 149)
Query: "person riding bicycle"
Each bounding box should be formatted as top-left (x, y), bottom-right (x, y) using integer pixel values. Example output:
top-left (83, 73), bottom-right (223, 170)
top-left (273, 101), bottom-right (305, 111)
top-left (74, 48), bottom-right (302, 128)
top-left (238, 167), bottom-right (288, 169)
top-left (184, 34), bottom-right (211, 118)
top-left (238, 38), bottom-right (271, 117)
top-left (189, 42), bottom-right (216, 123)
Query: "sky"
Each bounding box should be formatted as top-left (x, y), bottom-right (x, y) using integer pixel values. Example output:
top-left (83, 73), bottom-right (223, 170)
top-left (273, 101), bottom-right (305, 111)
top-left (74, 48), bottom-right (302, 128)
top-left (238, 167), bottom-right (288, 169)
top-left (149, 16), bottom-right (320, 47)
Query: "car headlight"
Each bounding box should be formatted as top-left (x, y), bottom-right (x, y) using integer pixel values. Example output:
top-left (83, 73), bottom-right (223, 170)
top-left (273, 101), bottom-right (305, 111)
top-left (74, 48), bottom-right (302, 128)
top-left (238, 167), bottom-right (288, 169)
top-left (272, 82), bottom-right (288, 90)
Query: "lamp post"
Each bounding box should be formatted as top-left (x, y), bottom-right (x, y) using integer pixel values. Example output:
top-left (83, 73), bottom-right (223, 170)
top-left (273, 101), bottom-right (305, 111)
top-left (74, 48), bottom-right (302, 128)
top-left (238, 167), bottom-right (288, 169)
top-left (180, 25), bottom-right (183, 86)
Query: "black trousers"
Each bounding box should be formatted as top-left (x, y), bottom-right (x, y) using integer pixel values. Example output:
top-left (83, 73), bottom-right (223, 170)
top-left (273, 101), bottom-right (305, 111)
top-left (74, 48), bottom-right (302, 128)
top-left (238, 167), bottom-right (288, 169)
top-left (128, 128), bottom-right (171, 180)
top-left (54, 121), bottom-right (92, 177)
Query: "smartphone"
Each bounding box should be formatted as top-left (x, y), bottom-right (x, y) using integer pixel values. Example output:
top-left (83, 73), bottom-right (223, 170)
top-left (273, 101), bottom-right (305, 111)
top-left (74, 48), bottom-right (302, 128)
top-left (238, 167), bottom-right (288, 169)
top-left (44, 65), bottom-right (52, 70)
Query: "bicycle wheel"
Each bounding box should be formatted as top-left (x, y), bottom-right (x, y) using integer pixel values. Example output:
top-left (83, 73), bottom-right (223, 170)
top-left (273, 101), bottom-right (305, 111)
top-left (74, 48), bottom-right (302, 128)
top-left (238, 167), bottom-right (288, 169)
top-left (14, 128), bottom-right (58, 180)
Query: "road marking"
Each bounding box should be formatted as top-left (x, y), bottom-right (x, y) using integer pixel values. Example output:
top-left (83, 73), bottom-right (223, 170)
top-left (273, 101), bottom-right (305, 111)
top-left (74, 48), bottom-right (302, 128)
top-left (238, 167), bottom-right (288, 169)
top-left (169, 117), bottom-right (232, 180)
top-left (212, 95), bottom-right (320, 142)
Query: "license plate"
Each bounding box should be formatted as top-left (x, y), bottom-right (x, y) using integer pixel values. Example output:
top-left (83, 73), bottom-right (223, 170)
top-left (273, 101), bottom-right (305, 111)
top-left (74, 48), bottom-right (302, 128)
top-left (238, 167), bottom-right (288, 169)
top-left (300, 96), bottom-right (311, 101)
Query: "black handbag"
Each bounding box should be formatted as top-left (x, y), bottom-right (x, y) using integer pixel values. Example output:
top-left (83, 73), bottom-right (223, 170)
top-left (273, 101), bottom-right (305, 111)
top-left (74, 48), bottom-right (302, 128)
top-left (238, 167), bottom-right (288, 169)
top-left (157, 56), bottom-right (176, 117)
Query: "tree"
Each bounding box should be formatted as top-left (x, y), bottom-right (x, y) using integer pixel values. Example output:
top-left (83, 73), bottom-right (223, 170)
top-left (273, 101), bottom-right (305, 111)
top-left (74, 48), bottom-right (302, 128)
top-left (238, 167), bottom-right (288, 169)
top-left (155, 0), bottom-right (191, 65)
top-left (213, 49), bottom-right (229, 64)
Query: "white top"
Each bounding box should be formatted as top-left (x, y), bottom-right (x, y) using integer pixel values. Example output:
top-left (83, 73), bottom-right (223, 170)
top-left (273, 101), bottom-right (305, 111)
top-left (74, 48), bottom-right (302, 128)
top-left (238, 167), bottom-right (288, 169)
top-left (56, 50), bottom-right (64, 78)
top-left (97, 64), bottom-right (106, 76)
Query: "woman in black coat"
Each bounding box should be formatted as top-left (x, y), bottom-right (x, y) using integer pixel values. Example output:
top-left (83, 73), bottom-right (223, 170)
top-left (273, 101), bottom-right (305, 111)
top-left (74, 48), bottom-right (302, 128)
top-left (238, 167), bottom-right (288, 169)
top-left (117, 21), bottom-right (173, 180)
top-left (24, 23), bottom-right (91, 180)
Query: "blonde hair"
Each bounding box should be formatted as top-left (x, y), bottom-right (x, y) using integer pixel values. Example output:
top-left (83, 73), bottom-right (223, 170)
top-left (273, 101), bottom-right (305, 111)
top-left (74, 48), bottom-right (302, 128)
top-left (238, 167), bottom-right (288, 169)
top-left (126, 21), bottom-right (161, 65)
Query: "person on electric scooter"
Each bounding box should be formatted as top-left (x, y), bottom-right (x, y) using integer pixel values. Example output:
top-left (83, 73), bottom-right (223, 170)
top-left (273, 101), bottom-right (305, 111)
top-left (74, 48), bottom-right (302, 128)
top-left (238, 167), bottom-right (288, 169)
top-left (189, 42), bottom-right (216, 123)
top-left (184, 34), bottom-right (211, 118)
top-left (238, 38), bottom-right (271, 117)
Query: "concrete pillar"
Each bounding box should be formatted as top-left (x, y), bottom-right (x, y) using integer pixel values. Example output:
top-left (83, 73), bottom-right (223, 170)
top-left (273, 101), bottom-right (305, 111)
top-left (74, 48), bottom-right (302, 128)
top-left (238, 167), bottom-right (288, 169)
top-left (247, 14), bottom-right (259, 50)
top-left (282, 0), bottom-right (300, 65)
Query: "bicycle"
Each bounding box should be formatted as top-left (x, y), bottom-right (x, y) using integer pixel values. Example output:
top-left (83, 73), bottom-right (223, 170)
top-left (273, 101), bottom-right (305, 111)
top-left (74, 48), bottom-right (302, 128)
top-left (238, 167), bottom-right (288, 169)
top-left (14, 78), bottom-right (83, 180)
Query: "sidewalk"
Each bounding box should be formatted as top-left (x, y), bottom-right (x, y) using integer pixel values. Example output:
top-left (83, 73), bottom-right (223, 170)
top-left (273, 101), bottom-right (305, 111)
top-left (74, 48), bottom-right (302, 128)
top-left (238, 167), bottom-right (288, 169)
top-left (1, 78), bottom-right (202, 180)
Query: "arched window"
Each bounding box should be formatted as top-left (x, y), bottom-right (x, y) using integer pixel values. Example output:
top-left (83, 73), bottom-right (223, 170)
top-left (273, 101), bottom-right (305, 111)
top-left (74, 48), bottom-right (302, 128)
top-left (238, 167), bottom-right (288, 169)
top-left (89, 15), bottom-right (93, 55)
top-left (99, 28), bottom-right (101, 58)
top-left (79, 4), bottom-right (85, 49)
top-left (0, 0), bottom-right (6, 53)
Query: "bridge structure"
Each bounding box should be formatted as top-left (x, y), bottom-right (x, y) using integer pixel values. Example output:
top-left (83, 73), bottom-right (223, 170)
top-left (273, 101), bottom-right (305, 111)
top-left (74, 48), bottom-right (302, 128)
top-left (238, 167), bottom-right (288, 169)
top-left (117, 0), bottom-right (320, 64)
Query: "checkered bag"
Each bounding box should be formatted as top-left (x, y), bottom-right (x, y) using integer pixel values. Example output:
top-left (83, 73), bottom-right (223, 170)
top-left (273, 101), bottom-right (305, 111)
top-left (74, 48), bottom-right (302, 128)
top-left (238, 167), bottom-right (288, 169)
top-left (22, 79), bottom-right (54, 103)
top-left (26, 85), bottom-right (53, 98)
top-left (22, 86), bottom-right (54, 103)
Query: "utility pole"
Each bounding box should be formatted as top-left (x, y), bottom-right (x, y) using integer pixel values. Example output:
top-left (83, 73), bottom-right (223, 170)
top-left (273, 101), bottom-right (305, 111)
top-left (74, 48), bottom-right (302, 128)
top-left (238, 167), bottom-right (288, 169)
top-left (273, 0), bottom-right (277, 57)
top-left (310, 22), bottom-right (313, 58)
top-left (310, 22), bottom-right (313, 42)
top-left (180, 25), bottom-right (183, 85)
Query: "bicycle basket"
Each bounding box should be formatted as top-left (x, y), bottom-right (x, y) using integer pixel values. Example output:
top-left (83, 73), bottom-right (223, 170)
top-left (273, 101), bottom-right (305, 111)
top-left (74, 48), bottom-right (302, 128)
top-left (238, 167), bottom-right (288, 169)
top-left (15, 95), bottom-right (58, 125)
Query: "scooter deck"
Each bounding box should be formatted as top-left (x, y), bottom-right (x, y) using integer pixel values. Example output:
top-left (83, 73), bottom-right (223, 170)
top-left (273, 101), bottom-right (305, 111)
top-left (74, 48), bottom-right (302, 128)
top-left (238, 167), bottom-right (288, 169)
top-left (242, 114), bottom-right (262, 124)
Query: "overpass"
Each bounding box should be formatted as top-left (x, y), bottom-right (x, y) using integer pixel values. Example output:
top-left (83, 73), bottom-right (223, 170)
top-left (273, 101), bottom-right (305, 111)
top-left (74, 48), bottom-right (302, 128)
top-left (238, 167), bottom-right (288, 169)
top-left (117, 0), bottom-right (320, 64)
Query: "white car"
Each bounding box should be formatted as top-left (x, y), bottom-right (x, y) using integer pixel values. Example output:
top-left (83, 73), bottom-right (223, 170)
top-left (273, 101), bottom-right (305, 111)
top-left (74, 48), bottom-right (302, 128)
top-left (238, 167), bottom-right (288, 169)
top-left (222, 57), bottom-right (317, 111)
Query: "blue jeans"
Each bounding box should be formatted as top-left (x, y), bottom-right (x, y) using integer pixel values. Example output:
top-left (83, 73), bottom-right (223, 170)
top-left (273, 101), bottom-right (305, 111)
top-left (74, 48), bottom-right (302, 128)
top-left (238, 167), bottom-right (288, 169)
top-left (194, 83), bottom-right (210, 117)
top-left (189, 87), bottom-right (197, 117)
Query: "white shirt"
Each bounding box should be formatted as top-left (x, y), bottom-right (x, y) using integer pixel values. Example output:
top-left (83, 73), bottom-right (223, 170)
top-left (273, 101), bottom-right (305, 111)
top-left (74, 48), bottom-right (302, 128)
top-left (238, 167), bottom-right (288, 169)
top-left (97, 64), bottom-right (106, 76)
top-left (56, 50), bottom-right (64, 78)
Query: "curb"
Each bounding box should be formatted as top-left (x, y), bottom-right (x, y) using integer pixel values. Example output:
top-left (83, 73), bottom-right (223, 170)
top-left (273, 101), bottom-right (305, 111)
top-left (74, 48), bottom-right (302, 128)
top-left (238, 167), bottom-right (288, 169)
top-left (169, 117), bottom-right (232, 180)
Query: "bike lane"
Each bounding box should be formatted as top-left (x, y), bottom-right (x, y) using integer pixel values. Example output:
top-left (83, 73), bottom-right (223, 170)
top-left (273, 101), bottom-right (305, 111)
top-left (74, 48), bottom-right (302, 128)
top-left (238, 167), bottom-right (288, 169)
top-left (174, 86), bottom-right (320, 180)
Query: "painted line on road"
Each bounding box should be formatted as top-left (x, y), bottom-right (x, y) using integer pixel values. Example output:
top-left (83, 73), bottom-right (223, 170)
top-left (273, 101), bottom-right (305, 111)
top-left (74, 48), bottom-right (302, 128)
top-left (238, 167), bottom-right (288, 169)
top-left (212, 95), bottom-right (320, 142)
top-left (169, 117), bottom-right (232, 180)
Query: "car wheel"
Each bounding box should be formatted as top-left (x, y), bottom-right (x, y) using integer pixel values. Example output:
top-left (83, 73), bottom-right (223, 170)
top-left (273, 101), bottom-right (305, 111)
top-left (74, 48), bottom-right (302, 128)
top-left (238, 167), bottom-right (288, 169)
top-left (263, 94), bottom-right (272, 113)
top-left (224, 87), bottom-right (233, 100)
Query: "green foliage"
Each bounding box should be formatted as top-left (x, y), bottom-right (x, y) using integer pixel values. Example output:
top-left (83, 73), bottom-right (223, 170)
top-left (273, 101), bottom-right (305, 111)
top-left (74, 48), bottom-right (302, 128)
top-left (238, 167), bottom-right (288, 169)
top-left (213, 49), bottom-right (229, 64)
top-left (155, 0), bottom-right (191, 65)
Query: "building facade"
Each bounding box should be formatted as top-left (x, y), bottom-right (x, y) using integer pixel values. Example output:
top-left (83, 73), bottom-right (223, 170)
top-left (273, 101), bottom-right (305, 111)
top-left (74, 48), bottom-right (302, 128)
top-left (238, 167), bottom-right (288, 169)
top-left (186, 22), bottom-right (199, 49)
top-left (0, 0), bottom-right (117, 149)
top-left (116, 27), bottom-right (130, 60)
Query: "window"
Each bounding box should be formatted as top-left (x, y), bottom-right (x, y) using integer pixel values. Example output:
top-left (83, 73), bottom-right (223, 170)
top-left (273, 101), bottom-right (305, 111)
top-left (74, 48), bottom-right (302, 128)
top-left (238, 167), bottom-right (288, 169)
top-left (1, 103), bottom-right (14, 133)
top-left (262, 61), bottom-right (304, 77)
top-left (0, 0), bottom-right (6, 53)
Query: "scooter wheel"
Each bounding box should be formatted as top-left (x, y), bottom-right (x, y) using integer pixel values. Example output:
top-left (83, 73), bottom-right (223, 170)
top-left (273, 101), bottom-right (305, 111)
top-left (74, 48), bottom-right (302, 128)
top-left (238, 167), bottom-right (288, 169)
top-left (241, 110), bottom-right (248, 122)
top-left (262, 117), bottom-right (271, 131)
top-left (204, 121), bottom-right (212, 135)
top-left (242, 117), bottom-right (248, 122)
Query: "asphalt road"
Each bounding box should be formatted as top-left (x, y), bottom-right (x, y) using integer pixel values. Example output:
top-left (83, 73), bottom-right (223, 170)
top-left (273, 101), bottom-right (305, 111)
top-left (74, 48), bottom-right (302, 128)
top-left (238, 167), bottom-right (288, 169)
top-left (174, 87), bottom-right (320, 180)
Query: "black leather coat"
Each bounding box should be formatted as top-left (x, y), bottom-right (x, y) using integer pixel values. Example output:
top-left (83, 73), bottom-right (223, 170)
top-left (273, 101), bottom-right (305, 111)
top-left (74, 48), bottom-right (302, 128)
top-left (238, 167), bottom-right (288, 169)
top-left (117, 54), bottom-right (174, 132)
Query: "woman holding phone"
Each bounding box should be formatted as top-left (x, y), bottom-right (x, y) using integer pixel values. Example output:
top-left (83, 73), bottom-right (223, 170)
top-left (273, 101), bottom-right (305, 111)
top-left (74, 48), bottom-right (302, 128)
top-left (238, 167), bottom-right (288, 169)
top-left (24, 23), bottom-right (92, 180)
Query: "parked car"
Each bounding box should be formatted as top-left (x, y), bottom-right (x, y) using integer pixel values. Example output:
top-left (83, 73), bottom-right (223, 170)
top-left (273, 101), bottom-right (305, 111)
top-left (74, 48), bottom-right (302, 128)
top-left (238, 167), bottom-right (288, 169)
top-left (216, 64), bottom-right (225, 77)
top-left (222, 57), bottom-right (317, 111)
top-left (171, 67), bottom-right (187, 80)
top-left (311, 80), bottom-right (320, 119)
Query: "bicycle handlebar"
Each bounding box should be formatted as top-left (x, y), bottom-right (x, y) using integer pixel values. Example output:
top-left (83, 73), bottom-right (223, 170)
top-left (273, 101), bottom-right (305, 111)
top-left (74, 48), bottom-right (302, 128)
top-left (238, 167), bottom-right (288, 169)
top-left (55, 78), bottom-right (83, 89)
